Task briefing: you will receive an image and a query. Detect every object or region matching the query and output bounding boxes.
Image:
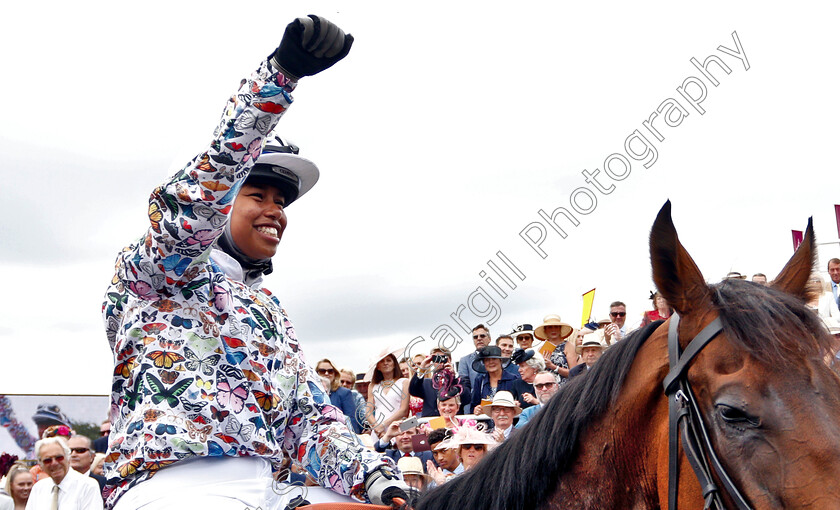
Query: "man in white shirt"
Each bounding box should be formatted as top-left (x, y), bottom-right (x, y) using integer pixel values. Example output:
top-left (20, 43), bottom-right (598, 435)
top-left (829, 259), bottom-right (840, 307)
top-left (25, 437), bottom-right (102, 510)
top-left (67, 435), bottom-right (106, 493)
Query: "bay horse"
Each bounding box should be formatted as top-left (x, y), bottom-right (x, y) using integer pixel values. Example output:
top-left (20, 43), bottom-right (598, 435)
top-left (416, 201), bottom-right (840, 509)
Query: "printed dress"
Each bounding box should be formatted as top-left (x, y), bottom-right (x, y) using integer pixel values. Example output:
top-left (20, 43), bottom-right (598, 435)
top-left (102, 57), bottom-right (390, 508)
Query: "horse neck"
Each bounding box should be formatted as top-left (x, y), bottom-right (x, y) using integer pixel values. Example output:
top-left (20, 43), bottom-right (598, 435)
top-left (549, 329), bottom-right (672, 509)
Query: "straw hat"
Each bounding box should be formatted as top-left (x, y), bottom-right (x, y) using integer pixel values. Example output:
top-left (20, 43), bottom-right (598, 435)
top-left (479, 391), bottom-right (522, 417)
top-left (576, 336), bottom-right (607, 355)
top-left (534, 315), bottom-right (574, 341)
top-left (397, 456), bottom-right (432, 483)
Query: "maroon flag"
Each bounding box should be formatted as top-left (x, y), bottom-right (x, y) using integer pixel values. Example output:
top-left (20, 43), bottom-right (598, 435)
top-left (792, 230), bottom-right (803, 251)
top-left (835, 204), bottom-right (840, 239)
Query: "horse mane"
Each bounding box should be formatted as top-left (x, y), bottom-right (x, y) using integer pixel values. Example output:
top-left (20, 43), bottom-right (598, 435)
top-left (416, 320), bottom-right (663, 510)
top-left (417, 281), bottom-right (834, 510)
top-left (712, 279), bottom-right (834, 364)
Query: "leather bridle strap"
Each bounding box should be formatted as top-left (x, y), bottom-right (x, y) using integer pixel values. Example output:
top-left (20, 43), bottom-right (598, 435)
top-left (662, 313), bottom-right (752, 510)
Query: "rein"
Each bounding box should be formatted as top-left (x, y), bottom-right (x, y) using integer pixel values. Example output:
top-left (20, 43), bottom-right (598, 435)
top-left (661, 313), bottom-right (752, 510)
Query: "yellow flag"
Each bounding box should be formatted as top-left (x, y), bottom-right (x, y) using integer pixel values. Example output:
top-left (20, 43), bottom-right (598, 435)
top-left (581, 288), bottom-right (596, 326)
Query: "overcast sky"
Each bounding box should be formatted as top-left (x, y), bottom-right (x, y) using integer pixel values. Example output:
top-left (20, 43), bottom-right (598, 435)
top-left (3, 1), bottom-right (840, 395)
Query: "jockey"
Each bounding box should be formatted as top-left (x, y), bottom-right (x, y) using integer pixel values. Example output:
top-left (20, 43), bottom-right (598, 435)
top-left (102, 15), bottom-right (409, 509)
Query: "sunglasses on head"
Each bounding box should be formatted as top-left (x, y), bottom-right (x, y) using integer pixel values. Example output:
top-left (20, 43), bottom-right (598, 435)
top-left (534, 382), bottom-right (557, 390)
top-left (316, 368), bottom-right (336, 375)
top-left (610, 312), bottom-right (626, 317)
top-left (41, 455), bottom-right (65, 465)
top-left (461, 444), bottom-right (485, 451)
top-left (473, 334), bottom-right (488, 339)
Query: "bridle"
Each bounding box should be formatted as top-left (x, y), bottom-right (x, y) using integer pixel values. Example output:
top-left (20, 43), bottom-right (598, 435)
top-left (662, 313), bottom-right (752, 510)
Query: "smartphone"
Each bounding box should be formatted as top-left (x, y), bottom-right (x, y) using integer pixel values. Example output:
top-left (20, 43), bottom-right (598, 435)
top-left (399, 416), bottom-right (420, 432)
top-left (411, 433), bottom-right (430, 452)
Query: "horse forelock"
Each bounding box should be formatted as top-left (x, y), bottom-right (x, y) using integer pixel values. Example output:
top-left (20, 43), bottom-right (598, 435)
top-left (711, 279), bottom-right (834, 365)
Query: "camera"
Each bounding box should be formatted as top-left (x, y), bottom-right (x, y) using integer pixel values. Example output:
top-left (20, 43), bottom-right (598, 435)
top-left (431, 354), bottom-right (448, 363)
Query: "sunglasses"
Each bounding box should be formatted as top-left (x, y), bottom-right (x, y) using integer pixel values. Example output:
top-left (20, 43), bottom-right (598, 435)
top-left (316, 368), bottom-right (336, 375)
top-left (516, 335), bottom-right (533, 341)
top-left (610, 312), bottom-right (626, 317)
top-left (472, 334), bottom-right (488, 339)
top-left (534, 382), bottom-right (557, 390)
top-left (70, 447), bottom-right (90, 454)
top-left (339, 379), bottom-right (354, 386)
top-left (41, 455), bottom-right (65, 465)
top-left (100, 430), bottom-right (110, 436)
top-left (461, 444), bottom-right (486, 451)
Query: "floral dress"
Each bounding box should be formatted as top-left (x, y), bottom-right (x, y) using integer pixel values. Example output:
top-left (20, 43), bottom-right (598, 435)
top-left (550, 342), bottom-right (570, 385)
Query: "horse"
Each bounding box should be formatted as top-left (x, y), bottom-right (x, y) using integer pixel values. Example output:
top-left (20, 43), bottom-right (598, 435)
top-left (416, 201), bottom-right (840, 509)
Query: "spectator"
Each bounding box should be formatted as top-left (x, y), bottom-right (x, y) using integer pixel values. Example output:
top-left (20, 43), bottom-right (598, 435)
top-left (26, 437), bottom-right (102, 509)
top-left (511, 324), bottom-right (536, 350)
top-left (569, 337), bottom-right (607, 377)
top-left (366, 350), bottom-right (409, 437)
top-left (409, 347), bottom-right (464, 417)
top-left (426, 429), bottom-right (462, 479)
top-left (510, 348), bottom-right (544, 407)
top-left (410, 354), bottom-right (426, 375)
top-left (399, 358), bottom-right (411, 379)
top-left (435, 389), bottom-right (462, 429)
top-left (92, 420), bottom-right (109, 454)
top-left (446, 425), bottom-right (496, 473)
top-left (604, 301), bottom-right (629, 344)
top-left (3, 463), bottom-right (32, 510)
top-left (457, 324), bottom-right (492, 413)
top-left (397, 457), bottom-right (431, 492)
top-left (373, 421), bottom-right (434, 469)
top-left (30, 426), bottom-right (72, 483)
top-left (470, 346), bottom-right (522, 413)
top-left (67, 435), bottom-right (106, 493)
top-left (496, 335), bottom-right (521, 378)
top-left (829, 258), bottom-right (840, 306)
top-left (641, 291), bottom-right (673, 326)
top-left (724, 271), bottom-right (747, 280)
top-left (316, 358), bottom-right (359, 432)
top-left (751, 273), bottom-right (768, 285)
top-left (516, 371), bottom-right (561, 428)
top-left (806, 275), bottom-right (840, 319)
top-left (480, 391), bottom-right (521, 442)
top-left (30, 406), bottom-right (70, 442)
top-left (90, 454), bottom-right (105, 477)
top-left (399, 357), bottom-right (424, 417)
top-left (536, 315), bottom-right (576, 384)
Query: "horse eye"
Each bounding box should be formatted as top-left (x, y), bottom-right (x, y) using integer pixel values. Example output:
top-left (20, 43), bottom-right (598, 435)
top-left (716, 404), bottom-right (760, 427)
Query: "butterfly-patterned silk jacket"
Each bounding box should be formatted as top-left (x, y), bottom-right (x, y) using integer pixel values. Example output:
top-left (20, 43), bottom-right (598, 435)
top-left (102, 58), bottom-right (390, 508)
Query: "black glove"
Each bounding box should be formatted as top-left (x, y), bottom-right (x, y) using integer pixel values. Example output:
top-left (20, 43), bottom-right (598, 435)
top-left (364, 466), bottom-right (416, 507)
top-left (270, 15), bottom-right (354, 81)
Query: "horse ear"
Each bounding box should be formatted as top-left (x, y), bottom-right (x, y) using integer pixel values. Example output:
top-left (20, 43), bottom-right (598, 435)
top-left (771, 217), bottom-right (816, 300)
top-left (649, 201), bottom-right (711, 316)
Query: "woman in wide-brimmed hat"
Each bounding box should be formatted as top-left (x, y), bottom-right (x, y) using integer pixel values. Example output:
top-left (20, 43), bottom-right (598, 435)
top-left (535, 314), bottom-right (577, 385)
top-left (364, 347), bottom-right (409, 438)
top-left (469, 346), bottom-right (526, 413)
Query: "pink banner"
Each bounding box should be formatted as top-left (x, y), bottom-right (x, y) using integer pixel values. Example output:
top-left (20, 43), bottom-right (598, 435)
top-left (835, 205), bottom-right (840, 239)
top-left (792, 230), bottom-right (803, 251)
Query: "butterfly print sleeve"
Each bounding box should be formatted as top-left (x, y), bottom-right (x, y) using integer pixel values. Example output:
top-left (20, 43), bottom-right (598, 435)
top-left (113, 59), bottom-right (296, 301)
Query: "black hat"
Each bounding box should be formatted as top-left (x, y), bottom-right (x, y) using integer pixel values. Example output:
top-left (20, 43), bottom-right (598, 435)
top-left (510, 348), bottom-right (535, 365)
top-left (472, 346), bottom-right (511, 373)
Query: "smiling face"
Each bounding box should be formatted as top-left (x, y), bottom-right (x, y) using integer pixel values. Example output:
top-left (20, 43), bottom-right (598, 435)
top-left (483, 357), bottom-right (501, 374)
top-left (497, 337), bottom-right (514, 358)
top-left (9, 470), bottom-right (33, 503)
top-left (437, 397), bottom-right (459, 419)
top-left (39, 442), bottom-right (70, 485)
top-left (230, 182), bottom-right (287, 259)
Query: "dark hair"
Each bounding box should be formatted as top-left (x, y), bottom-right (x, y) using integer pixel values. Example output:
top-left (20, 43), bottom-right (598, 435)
top-left (828, 258), bottom-right (840, 270)
top-left (472, 324), bottom-right (489, 335)
top-left (428, 428), bottom-right (450, 446)
top-left (609, 301), bottom-right (626, 308)
top-left (372, 354), bottom-right (402, 385)
top-left (495, 335), bottom-right (513, 346)
top-left (419, 279), bottom-right (835, 510)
